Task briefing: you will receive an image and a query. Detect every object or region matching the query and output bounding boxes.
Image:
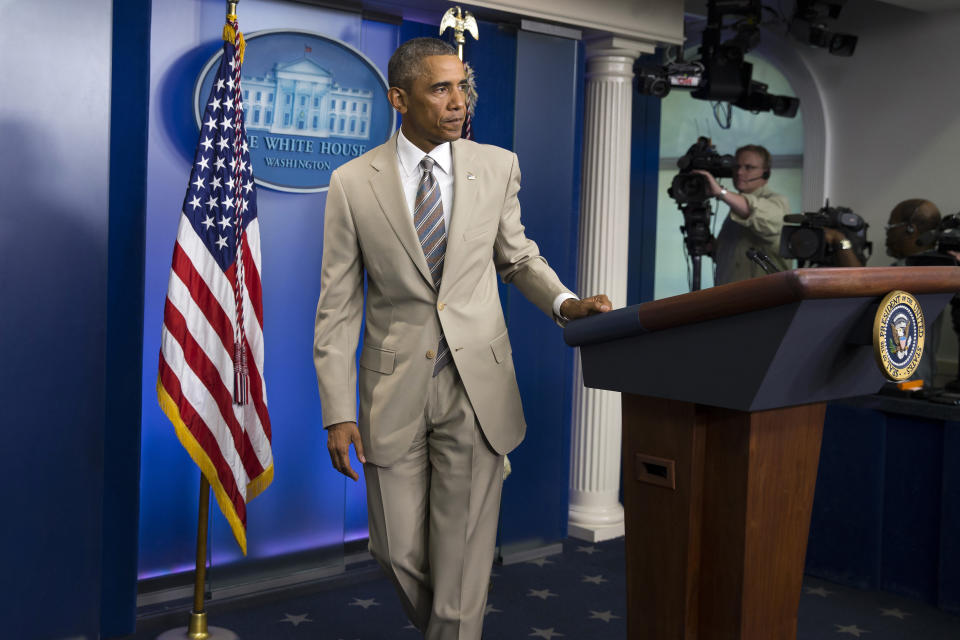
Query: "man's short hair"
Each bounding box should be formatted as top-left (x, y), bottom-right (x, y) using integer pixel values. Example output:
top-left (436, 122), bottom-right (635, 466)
top-left (890, 198), bottom-right (941, 233)
top-left (388, 38), bottom-right (457, 91)
top-left (735, 144), bottom-right (772, 171)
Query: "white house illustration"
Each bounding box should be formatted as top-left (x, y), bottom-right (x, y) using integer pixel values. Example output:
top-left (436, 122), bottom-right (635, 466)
top-left (243, 54), bottom-right (373, 140)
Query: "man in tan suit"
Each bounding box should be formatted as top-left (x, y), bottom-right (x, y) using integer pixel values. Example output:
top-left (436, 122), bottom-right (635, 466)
top-left (314, 38), bottom-right (610, 640)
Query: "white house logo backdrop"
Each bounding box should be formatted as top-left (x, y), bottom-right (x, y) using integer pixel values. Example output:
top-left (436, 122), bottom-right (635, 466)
top-left (194, 30), bottom-right (394, 193)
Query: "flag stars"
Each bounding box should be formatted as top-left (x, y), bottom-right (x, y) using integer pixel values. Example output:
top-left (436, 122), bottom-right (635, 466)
top-left (219, 216), bottom-right (233, 229)
top-left (215, 235), bottom-right (229, 250)
top-left (222, 195), bottom-right (235, 211)
top-left (215, 78), bottom-right (225, 92)
top-left (208, 97), bottom-right (221, 112)
top-left (188, 195), bottom-right (202, 211)
top-left (192, 175), bottom-right (205, 191)
top-left (241, 199), bottom-right (249, 213)
top-left (220, 117), bottom-right (233, 131)
top-left (201, 215), bottom-right (216, 230)
top-left (217, 138), bottom-right (230, 152)
top-left (196, 156), bottom-right (210, 171)
top-left (243, 181), bottom-right (254, 195)
top-left (210, 175), bottom-right (222, 191)
top-left (204, 115), bottom-right (218, 131)
top-left (226, 77), bottom-right (235, 91)
top-left (224, 96), bottom-right (235, 112)
top-left (226, 175), bottom-right (236, 191)
top-left (214, 156), bottom-right (226, 170)
top-left (200, 136), bottom-right (213, 151)
top-left (206, 195), bottom-right (218, 210)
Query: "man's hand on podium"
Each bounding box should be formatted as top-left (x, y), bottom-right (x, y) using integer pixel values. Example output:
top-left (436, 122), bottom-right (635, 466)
top-left (561, 294), bottom-right (613, 320)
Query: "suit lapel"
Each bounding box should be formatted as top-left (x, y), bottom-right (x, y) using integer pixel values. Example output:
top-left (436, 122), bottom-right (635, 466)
top-left (440, 139), bottom-right (479, 295)
top-left (368, 133), bottom-right (434, 288)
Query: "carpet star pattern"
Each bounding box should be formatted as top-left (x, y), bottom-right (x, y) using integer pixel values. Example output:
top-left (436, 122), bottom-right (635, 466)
top-left (589, 610), bottom-right (620, 622)
top-left (127, 539), bottom-right (960, 640)
top-left (835, 623), bottom-right (869, 636)
top-left (279, 612), bottom-right (312, 626)
top-left (576, 545), bottom-right (599, 555)
top-left (582, 574), bottom-right (607, 584)
top-left (527, 556), bottom-right (555, 567)
top-left (348, 597), bottom-right (379, 609)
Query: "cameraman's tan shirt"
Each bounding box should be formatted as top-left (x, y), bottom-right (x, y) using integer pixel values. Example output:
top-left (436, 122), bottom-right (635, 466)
top-left (714, 184), bottom-right (791, 285)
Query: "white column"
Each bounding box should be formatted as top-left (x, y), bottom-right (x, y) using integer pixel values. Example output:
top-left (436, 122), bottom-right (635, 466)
top-left (569, 37), bottom-right (653, 543)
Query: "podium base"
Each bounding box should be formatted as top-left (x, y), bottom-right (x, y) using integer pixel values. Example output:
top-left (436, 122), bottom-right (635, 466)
top-left (156, 626), bottom-right (238, 640)
top-left (568, 520), bottom-right (624, 542)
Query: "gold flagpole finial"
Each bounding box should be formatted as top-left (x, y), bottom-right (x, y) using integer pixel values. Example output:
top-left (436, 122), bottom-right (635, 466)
top-left (439, 6), bottom-right (478, 60)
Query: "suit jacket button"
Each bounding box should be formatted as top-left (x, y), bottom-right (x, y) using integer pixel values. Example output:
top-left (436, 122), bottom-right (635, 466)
top-left (437, 302), bottom-right (446, 311)
top-left (426, 350), bottom-right (435, 359)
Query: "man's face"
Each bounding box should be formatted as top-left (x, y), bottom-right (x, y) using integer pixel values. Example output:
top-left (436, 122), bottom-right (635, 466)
top-left (885, 209), bottom-right (917, 258)
top-left (391, 55), bottom-right (466, 152)
top-left (734, 150), bottom-right (767, 194)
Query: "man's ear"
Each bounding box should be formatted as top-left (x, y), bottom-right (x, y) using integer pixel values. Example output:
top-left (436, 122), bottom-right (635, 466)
top-left (387, 87), bottom-right (407, 114)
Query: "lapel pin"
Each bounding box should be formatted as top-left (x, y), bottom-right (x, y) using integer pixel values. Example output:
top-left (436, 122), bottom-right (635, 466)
top-left (467, 172), bottom-right (476, 180)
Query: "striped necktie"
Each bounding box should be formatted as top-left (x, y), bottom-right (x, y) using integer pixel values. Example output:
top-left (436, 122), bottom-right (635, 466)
top-left (414, 156), bottom-right (451, 375)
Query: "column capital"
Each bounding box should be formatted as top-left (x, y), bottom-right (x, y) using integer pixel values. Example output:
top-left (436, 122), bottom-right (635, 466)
top-left (584, 35), bottom-right (656, 61)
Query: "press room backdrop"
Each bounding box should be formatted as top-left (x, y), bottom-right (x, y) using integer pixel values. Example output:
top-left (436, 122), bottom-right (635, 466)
top-left (138, 0), bottom-right (584, 599)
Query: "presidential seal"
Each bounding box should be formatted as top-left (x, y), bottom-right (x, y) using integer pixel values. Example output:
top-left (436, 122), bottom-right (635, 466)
top-left (873, 290), bottom-right (925, 381)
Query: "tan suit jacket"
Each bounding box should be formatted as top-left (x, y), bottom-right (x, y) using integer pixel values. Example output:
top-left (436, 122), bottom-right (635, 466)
top-left (314, 132), bottom-right (573, 466)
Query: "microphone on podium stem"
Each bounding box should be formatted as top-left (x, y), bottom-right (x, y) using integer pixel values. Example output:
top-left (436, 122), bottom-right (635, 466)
top-left (746, 247), bottom-right (781, 274)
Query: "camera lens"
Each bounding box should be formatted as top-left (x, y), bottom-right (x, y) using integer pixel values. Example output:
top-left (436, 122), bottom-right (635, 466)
top-left (788, 228), bottom-right (821, 260)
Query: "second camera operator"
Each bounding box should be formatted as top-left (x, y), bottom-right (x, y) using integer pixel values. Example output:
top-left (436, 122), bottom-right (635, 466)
top-left (693, 144), bottom-right (790, 285)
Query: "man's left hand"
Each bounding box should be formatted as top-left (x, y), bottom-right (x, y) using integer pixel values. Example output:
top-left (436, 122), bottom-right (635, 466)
top-left (561, 294), bottom-right (613, 320)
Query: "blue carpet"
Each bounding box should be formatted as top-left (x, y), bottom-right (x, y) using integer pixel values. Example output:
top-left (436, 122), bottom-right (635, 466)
top-left (135, 537), bottom-right (960, 639)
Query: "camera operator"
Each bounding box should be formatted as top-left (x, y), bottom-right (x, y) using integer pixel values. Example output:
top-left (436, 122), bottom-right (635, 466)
top-left (694, 144), bottom-right (790, 284)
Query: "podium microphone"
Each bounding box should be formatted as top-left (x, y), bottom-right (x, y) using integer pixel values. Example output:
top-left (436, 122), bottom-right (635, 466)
top-left (746, 248), bottom-right (781, 274)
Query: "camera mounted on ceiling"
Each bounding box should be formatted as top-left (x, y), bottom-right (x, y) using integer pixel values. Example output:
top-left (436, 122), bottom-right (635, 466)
top-left (636, 0), bottom-right (799, 117)
top-left (790, 1), bottom-right (858, 57)
top-left (636, 1), bottom-right (858, 116)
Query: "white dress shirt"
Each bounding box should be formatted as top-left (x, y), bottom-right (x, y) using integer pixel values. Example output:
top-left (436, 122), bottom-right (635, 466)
top-left (394, 128), bottom-right (577, 320)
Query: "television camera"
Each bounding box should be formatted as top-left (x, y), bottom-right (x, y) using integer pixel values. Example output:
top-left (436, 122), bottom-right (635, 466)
top-left (779, 201), bottom-right (872, 267)
top-left (666, 137), bottom-right (735, 291)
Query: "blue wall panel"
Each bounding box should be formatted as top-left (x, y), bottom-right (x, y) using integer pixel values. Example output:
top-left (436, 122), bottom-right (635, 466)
top-left (0, 2), bottom-right (113, 638)
top-left (138, 0), bottom-right (391, 578)
top-left (501, 29), bottom-right (583, 548)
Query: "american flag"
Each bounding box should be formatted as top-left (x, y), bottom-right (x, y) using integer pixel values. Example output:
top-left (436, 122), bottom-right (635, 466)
top-left (157, 18), bottom-right (273, 555)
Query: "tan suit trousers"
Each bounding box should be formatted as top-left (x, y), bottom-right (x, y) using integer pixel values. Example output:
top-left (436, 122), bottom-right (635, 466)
top-left (363, 363), bottom-right (504, 640)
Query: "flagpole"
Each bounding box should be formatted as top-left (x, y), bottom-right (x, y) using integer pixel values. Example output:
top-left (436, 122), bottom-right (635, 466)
top-left (157, 475), bottom-right (238, 640)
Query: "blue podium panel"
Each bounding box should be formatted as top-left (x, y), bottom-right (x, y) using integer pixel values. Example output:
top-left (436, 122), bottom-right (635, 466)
top-left (805, 405), bottom-right (886, 589)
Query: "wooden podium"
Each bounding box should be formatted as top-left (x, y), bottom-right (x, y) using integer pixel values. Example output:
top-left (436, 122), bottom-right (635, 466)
top-left (564, 267), bottom-right (960, 640)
